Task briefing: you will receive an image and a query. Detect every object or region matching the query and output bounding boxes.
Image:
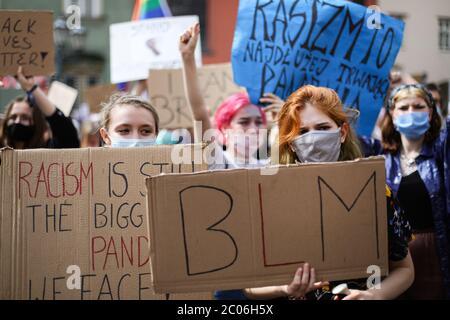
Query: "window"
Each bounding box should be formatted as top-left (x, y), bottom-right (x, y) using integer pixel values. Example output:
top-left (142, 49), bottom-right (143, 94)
top-left (63, 0), bottom-right (104, 20)
top-left (439, 18), bottom-right (450, 51)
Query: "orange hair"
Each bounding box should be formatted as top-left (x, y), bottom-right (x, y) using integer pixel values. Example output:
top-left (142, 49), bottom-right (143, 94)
top-left (275, 85), bottom-right (362, 164)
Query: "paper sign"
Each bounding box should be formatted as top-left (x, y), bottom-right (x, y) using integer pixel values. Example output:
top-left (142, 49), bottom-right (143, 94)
top-left (84, 84), bottom-right (118, 114)
top-left (47, 81), bottom-right (78, 117)
top-left (0, 10), bottom-right (55, 76)
top-left (147, 63), bottom-right (244, 129)
top-left (231, 0), bottom-right (404, 136)
top-left (146, 157), bottom-right (388, 293)
top-left (110, 15), bottom-right (202, 84)
top-left (0, 145), bottom-right (211, 300)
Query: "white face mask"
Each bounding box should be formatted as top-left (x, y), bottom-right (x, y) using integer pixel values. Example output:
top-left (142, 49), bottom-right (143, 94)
top-left (291, 128), bottom-right (342, 163)
top-left (228, 132), bottom-right (263, 159)
top-left (110, 137), bottom-right (156, 148)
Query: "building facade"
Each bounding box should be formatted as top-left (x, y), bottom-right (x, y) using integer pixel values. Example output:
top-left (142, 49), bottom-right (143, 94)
top-left (378, 0), bottom-right (450, 106)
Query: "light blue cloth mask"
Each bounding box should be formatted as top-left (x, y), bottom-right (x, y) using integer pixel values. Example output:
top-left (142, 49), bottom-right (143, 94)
top-left (393, 112), bottom-right (430, 140)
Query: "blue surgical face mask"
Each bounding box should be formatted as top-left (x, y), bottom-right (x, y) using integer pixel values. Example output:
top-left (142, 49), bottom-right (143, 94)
top-left (393, 112), bottom-right (430, 140)
top-left (110, 137), bottom-right (156, 148)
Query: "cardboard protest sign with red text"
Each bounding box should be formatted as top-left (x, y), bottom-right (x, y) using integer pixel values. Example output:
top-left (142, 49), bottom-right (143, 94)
top-left (0, 10), bottom-right (55, 76)
top-left (0, 145), bottom-right (211, 300)
top-left (146, 157), bottom-right (388, 293)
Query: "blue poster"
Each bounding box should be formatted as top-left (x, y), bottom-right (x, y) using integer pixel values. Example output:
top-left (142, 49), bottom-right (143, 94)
top-left (231, 0), bottom-right (404, 136)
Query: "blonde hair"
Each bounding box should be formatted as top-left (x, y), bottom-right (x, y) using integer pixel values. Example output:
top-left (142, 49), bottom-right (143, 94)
top-left (391, 86), bottom-right (434, 110)
top-left (100, 93), bottom-right (160, 133)
top-left (382, 85), bottom-right (441, 154)
top-left (274, 85), bottom-right (362, 164)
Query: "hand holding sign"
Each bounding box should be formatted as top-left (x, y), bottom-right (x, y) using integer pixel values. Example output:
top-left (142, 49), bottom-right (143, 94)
top-left (259, 93), bottom-right (285, 112)
top-left (283, 263), bottom-right (328, 300)
top-left (260, 92), bottom-right (285, 123)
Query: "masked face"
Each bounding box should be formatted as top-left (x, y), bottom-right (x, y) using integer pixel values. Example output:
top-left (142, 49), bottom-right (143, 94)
top-left (392, 97), bottom-right (431, 140)
top-left (100, 104), bottom-right (157, 148)
top-left (225, 129), bottom-right (265, 160)
top-left (6, 123), bottom-right (35, 142)
top-left (109, 137), bottom-right (156, 148)
top-left (6, 101), bottom-right (34, 143)
top-left (225, 105), bottom-right (266, 159)
top-left (290, 103), bottom-right (347, 163)
top-left (291, 129), bottom-right (342, 163)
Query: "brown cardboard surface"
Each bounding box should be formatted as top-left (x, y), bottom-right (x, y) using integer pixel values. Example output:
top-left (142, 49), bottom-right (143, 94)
top-left (0, 145), bottom-right (211, 300)
top-left (84, 84), bottom-right (117, 114)
top-left (147, 63), bottom-right (244, 129)
top-left (146, 157), bottom-right (389, 293)
top-left (0, 10), bottom-right (55, 76)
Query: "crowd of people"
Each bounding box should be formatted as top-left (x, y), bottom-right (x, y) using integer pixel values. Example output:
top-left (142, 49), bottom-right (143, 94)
top-left (0, 22), bottom-right (449, 300)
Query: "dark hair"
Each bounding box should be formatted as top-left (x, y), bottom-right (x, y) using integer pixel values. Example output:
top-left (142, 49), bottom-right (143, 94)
top-left (0, 96), bottom-right (48, 149)
top-left (426, 83), bottom-right (439, 92)
top-left (426, 82), bottom-right (443, 111)
top-left (381, 84), bottom-right (441, 154)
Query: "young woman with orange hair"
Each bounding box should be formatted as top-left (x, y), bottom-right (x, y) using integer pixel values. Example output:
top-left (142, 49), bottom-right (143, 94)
top-left (229, 85), bottom-right (414, 300)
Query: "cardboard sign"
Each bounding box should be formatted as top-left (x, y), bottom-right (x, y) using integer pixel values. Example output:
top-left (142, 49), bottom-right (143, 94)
top-left (146, 157), bottom-right (388, 293)
top-left (47, 81), bottom-right (78, 117)
top-left (0, 10), bottom-right (55, 76)
top-left (147, 63), bottom-right (244, 129)
top-left (231, 0), bottom-right (404, 136)
top-left (0, 145), bottom-right (211, 300)
top-left (84, 84), bottom-right (118, 114)
top-left (110, 15), bottom-right (202, 84)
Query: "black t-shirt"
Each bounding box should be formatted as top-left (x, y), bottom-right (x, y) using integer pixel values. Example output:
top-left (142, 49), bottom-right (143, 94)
top-left (307, 186), bottom-right (412, 300)
top-left (397, 171), bottom-right (434, 231)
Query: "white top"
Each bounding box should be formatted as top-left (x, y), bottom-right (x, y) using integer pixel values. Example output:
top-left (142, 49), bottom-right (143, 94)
top-left (207, 143), bottom-right (270, 170)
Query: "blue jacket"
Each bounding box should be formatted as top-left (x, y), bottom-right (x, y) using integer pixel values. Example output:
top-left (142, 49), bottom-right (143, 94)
top-left (360, 123), bottom-right (450, 299)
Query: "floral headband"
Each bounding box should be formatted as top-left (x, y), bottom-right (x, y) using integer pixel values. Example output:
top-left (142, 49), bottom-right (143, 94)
top-left (387, 83), bottom-right (436, 110)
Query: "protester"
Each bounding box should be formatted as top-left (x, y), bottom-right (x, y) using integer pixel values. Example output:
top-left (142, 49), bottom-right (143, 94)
top-left (369, 70), bottom-right (419, 142)
top-left (362, 84), bottom-right (450, 299)
top-left (180, 23), bottom-right (269, 169)
top-left (0, 67), bottom-right (79, 149)
top-left (99, 93), bottom-right (159, 147)
top-left (217, 85), bottom-right (414, 300)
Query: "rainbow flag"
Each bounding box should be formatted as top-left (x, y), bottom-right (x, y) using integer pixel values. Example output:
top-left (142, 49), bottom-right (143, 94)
top-left (131, 0), bottom-right (172, 20)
